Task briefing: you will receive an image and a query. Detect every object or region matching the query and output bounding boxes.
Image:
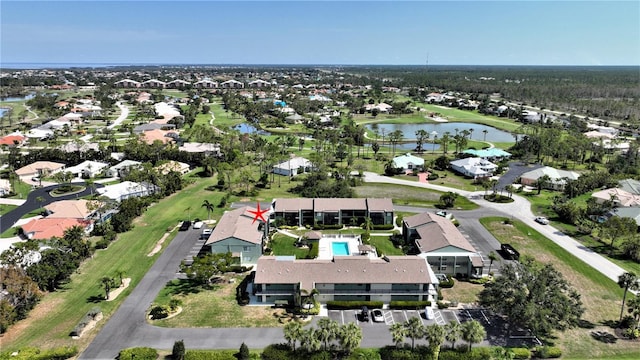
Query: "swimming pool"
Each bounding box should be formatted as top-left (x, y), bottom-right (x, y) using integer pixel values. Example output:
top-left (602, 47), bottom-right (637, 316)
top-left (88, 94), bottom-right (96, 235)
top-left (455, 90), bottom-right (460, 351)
top-left (332, 242), bottom-right (350, 256)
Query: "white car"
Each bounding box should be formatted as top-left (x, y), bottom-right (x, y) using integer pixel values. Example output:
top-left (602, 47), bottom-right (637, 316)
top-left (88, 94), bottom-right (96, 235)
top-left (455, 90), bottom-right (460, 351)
top-left (372, 309), bottom-right (384, 322)
top-left (193, 221), bottom-right (204, 229)
top-left (425, 306), bottom-right (435, 320)
top-left (535, 216), bottom-right (550, 225)
top-left (200, 228), bottom-right (213, 239)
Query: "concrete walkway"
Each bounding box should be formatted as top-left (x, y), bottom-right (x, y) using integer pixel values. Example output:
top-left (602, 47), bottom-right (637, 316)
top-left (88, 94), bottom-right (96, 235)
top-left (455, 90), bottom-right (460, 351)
top-left (0, 198), bottom-right (26, 206)
top-left (107, 102), bottom-right (130, 130)
top-left (362, 171), bottom-right (627, 284)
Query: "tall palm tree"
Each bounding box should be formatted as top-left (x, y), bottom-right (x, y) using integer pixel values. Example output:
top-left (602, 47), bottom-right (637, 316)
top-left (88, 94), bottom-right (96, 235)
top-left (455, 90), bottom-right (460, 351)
top-left (461, 320), bottom-right (486, 351)
top-left (300, 328), bottom-right (321, 353)
top-left (444, 321), bottom-right (461, 349)
top-left (404, 316), bottom-right (425, 350)
top-left (617, 272), bottom-right (639, 321)
top-left (283, 321), bottom-right (303, 351)
top-left (389, 322), bottom-right (407, 348)
top-left (316, 318), bottom-right (339, 350)
top-left (338, 322), bottom-right (362, 354)
top-left (424, 324), bottom-right (446, 360)
top-left (101, 276), bottom-right (113, 300)
top-left (482, 129), bottom-right (488, 142)
top-left (201, 200), bottom-right (215, 221)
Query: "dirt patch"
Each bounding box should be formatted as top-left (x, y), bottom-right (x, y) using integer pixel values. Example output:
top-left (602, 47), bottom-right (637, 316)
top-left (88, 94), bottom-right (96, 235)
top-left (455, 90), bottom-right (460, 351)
top-left (107, 278), bottom-right (131, 301)
top-left (72, 312), bottom-right (103, 339)
top-left (0, 296), bottom-right (64, 344)
top-left (148, 232), bottom-right (171, 256)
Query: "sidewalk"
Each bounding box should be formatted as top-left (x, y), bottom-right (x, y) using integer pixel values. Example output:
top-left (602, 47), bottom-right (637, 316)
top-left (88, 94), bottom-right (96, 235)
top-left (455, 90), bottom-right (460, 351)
top-left (0, 198), bottom-right (26, 206)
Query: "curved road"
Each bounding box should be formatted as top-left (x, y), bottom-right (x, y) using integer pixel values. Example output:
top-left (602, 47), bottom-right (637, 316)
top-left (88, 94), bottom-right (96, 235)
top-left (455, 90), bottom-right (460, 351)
top-left (79, 172), bottom-right (628, 359)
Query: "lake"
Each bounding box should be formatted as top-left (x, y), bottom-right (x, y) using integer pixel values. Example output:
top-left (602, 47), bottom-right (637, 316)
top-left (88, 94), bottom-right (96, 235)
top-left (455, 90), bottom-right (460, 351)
top-left (366, 122), bottom-right (515, 143)
top-left (235, 123), bottom-right (271, 135)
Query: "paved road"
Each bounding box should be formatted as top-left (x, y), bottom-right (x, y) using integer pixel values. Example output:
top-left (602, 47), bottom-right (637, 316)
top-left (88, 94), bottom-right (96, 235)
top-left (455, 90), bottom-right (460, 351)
top-left (78, 171), bottom-right (629, 358)
top-left (107, 102), bottom-right (129, 130)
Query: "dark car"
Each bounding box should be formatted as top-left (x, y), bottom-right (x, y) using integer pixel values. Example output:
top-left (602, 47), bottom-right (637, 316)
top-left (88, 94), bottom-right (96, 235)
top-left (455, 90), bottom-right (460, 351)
top-left (360, 306), bottom-right (370, 322)
top-left (501, 243), bottom-right (520, 261)
top-left (179, 220), bottom-right (192, 231)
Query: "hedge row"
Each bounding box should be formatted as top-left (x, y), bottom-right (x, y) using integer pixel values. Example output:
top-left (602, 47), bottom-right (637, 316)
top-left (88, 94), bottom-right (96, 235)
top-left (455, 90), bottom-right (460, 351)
top-left (0, 346), bottom-right (78, 360)
top-left (185, 349), bottom-right (248, 360)
top-left (326, 301), bottom-right (384, 310)
top-left (534, 346), bottom-right (562, 358)
top-left (372, 224), bottom-right (394, 230)
top-left (389, 301), bottom-right (431, 309)
top-left (118, 347), bottom-right (158, 360)
top-left (511, 347), bottom-right (532, 359)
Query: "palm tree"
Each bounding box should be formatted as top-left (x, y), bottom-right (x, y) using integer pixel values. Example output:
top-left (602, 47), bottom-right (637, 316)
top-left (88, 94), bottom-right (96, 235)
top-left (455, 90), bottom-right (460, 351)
top-left (482, 129), bottom-right (488, 142)
top-left (627, 295), bottom-right (640, 327)
top-left (115, 269), bottom-right (126, 286)
top-left (201, 200), bottom-right (215, 221)
top-left (283, 321), bottom-right (303, 351)
top-left (487, 251), bottom-right (498, 275)
top-left (338, 322), bottom-right (362, 354)
top-left (389, 322), bottom-right (407, 348)
top-left (316, 318), bottom-right (339, 350)
top-left (617, 272), bottom-right (639, 321)
top-left (300, 328), bottom-right (321, 353)
top-left (101, 276), bottom-right (113, 300)
top-left (536, 174), bottom-right (551, 195)
top-left (461, 320), bottom-right (486, 351)
top-left (424, 324), bottom-right (446, 360)
top-left (444, 321), bottom-right (461, 350)
top-left (404, 316), bottom-right (425, 350)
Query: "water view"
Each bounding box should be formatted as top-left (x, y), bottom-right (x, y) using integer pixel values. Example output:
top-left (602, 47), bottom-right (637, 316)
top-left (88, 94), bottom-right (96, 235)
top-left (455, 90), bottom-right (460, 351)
top-left (235, 123), bottom-right (271, 135)
top-left (366, 122), bottom-right (515, 143)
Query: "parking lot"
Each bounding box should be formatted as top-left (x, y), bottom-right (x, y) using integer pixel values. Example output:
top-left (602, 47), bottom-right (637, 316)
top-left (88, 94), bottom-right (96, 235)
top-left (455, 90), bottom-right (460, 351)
top-left (327, 308), bottom-right (460, 327)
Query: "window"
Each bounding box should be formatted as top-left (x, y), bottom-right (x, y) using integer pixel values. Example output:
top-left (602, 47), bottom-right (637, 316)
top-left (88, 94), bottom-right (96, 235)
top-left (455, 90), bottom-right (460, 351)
top-left (439, 265), bottom-right (447, 271)
top-left (243, 246), bottom-right (251, 251)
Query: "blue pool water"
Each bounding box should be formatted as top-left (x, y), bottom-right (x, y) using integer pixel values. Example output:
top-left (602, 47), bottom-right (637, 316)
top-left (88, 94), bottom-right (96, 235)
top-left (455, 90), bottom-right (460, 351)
top-left (332, 242), bottom-right (350, 256)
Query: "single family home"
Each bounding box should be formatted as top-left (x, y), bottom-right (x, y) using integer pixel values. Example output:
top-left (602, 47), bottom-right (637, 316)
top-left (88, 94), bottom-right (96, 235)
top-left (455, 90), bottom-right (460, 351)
top-left (96, 181), bottom-right (158, 202)
top-left (520, 166), bottom-right (580, 191)
top-left (450, 157), bottom-right (497, 179)
top-left (392, 153), bottom-right (425, 171)
top-left (272, 156), bottom-right (312, 176)
top-left (204, 206), bottom-right (266, 266)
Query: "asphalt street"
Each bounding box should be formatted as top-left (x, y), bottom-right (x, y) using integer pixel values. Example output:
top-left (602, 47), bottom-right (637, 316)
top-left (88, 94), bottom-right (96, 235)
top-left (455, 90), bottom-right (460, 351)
top-left (0, 181), bottom-right (104, 234)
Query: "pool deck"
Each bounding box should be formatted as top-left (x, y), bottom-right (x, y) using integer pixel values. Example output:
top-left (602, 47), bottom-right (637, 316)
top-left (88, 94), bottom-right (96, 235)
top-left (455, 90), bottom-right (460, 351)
top-left (317, 235), bottom-right (377, 260)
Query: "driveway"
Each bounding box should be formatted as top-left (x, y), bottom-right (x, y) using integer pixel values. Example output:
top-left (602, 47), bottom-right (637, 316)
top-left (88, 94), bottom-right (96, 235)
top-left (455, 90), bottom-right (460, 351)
top-left (497, 161), bottom-right (543, 190)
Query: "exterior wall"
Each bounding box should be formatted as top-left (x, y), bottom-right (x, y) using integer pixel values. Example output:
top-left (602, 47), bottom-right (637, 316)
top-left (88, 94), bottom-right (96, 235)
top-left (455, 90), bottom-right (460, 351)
top-left (210, 237), bottom-right (261, 265)
top-left (426, 255), bottom-right (472, 277)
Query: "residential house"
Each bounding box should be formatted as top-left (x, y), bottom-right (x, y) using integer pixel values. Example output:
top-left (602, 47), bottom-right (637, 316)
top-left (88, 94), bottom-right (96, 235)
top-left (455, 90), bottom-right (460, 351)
top-left (64, 160), bottom-right (109, 179)
top-left (114, 79), bottom-right (141, 88)
top-left (520, 166), bottom-right (580, 190)
top-left (57, 141), bottom-right (100, 153)
top-left (140, 129), bottom-right (177, 145)
top-left (619, 179), bottom-right (640, 195)
top-left (403, 212), bottom-right (484, 278)
top-left (96, 181), bottom-right (158, 202)
top-left (592, 188), bottom-right (640, 207)
top-left (141, 79), bottom-right (166, 88)
top-left (20, 218), bottom-right (92, 240)
top-left (155, 160), bottom-right (190, 175)
top-left (610, 207), bottom-right (640, 228)
top-left (204, 206), bottom-right (266, 266)
top-left (179, 142), bottom-right (222, 156)
top-left (272, 156), bottom-right (312, 176)
top-left (166, 79), bottom-right (191, 88)
top-left (220, 79), bottom-right (244, 89)
top-left (0, 179), bottom-right (11, 196)
top-left (15, 161), bottom-right (65, 179)
top-left (462, 148), bottom-right (512, 161)
top-left (0, 134), bottom-right (27, 147)
top-left (44, 199), bottom-right (97, 220)
top-left (194, 80), bottom-right (218, 89)
top-left (253, 255), bottom-right (438, 304)
top-left (272, 198), bottom-right (394, 227)
top-left (450, 157), bottom-right (498, 179)
top-left (392, 153), bottom-right (425, 171)
top-left (106, 160), bottom-right (142, 178)
top-left (133, 123), bottom-right (176, 134)
top-left (248, 79), bottom-right (270, 88)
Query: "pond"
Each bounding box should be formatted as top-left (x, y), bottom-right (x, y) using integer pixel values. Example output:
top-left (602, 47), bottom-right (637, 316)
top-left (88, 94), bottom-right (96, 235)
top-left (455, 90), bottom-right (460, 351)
top-left (234, 123), bottom-right (271, 135)
top-left (1, 93), bottom-right (35, 102)
top-left (366, 122), bottom-right (515, 143)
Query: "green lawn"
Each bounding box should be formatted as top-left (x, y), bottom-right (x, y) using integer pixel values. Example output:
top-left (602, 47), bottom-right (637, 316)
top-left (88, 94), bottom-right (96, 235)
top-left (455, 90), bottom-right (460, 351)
top-left (479, 217), bottom-right (639, 359)
top-left (1, 176), bottom-right (229, 353)
top-left (0, 204), bottom-right (17, 215)
top-left (355, 183), bottom-right (479, 209)
top-left (369, 235), bottom-right (404, 256)
top-left (8, 180), bottom-right (32, 199)
top-left (269, 232), bottom-right (314, 259)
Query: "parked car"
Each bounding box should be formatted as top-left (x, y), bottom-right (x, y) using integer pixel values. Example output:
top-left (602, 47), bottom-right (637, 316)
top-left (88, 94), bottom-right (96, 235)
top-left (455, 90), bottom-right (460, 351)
top-left (372, 309), bottom-right (384, 322)
top-left (535, 216), bottom-right (550, 225)
top-left (193, 221), bottom-right (204, 229)
top-left (201, 228), bottom-right (213, 239)
top-left (179, 220), bottom-right (191, 231)
top-left (425, 306), bottom-right (435, 320)
top-left (360, 306), bottom-right (370, 322)
top-left (501, 243), bottom-right (520, 261)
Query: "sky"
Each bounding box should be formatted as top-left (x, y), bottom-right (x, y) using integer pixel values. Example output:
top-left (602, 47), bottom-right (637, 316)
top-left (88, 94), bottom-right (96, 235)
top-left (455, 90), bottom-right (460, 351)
top-left (1, 1), bottom-right (639, 66)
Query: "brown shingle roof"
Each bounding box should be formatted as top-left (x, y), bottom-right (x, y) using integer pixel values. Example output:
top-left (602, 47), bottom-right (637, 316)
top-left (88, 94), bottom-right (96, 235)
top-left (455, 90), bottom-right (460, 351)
top-left (16, 161), bottom-right (65, 176)
top-left (274, 198), bottom-right (313, 212)
top-left (205, 206), bottom-right (263, 246)
top-left (405, 213), bottom-right (476, 253)
top-left (254, 255), bottom-right (433, 290)
top-left (366, 198), bottom-right (394, 212)
top-left (313, 198), bottom-right (367, 212)
top-left (44, 199), bottom-right (95, 219)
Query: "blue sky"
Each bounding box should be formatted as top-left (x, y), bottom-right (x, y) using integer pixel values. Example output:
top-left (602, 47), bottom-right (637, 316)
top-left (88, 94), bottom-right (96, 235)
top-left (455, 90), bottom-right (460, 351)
top-left (2, 1), bottom-right (639, 66)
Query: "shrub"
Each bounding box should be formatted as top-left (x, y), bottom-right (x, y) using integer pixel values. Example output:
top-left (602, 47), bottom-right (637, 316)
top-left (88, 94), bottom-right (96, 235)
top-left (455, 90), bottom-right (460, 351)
top-left (510, 347), bottom-right (531, 359)
top-left (95, 239), bottom-right (109, 249)
top-left (427, 173), bottom-right (439, 180)
top-left (372, 224), bottom-right (394, 230)
top-left (238, 342), bottom-right (249, 360)
top-left (347, 348), bottom-right (381, 360)
top-left (173, 340), bottom-right (186, 360)
top-left (169, 298), bottom-right (183, 311)
top-left (437, 301), bottom-right (450, 309)
top-left (149, 305), bottom-right (170, 320)
top-left (469, 277), bottom-right (491, 285)
top-left (118, 347), bottom-right (158, 360)
top-left (184, 350), bottom-right (241, 360)
top-left (622, 327), bottom-right (640, 339)
top-left (534, 346), bottom-right (562, 358)
top-left (326, 301), bottom-right (384, 310)
top-left (0, 346), bottom-right (78, 360)
top-left (389, 301), bottom-right (431, 310)
top-left (439, 275), bottom-right (455, 288)
top-left (260, 344), bottom-right (292, 360)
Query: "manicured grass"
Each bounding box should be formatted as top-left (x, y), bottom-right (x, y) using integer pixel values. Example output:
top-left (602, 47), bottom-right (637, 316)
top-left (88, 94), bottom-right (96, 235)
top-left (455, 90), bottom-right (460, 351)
top-left (355, 183), bottom-right (479, 210)
top-left (9, 180), bottom-right (32, 199)
top-left (0, 204), bottom-right (17, 215)
top-left (269, 232), bottom-right (315, 259)
top-left (0, 176), bottom-right (227, 353)
top-left (440, 279), bottom-right (484, 304)
top-left (0, 226), bottom-right (20, 238)
top-left (479, 217), bottom-right (639, 359)
top-left (153, 274), bottom-right (290, 328)
top-left (19, 208), bottom-right (43, 219)
top-left (415, 103), bottom-right (523, 132)
top-left (369, 235), bottom-right (404, 256)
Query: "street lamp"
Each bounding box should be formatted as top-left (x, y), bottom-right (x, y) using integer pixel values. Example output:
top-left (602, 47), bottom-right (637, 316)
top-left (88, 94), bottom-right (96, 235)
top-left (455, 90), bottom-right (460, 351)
top-left (431, 131), bottom-right (438, 153)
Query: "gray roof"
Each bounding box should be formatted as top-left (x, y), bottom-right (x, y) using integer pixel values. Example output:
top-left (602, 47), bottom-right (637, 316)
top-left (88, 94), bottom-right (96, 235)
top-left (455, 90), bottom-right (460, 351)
top-left (619, 179), bottom-right (640, 195)
top-left (254, 255), bottom-right (435, 290)
top-left (613, 207), bottom-right (640, 226)
top-left (404, 212), bottom-right (477, 253)
top-left (205, 206), bottom-right (263, 245)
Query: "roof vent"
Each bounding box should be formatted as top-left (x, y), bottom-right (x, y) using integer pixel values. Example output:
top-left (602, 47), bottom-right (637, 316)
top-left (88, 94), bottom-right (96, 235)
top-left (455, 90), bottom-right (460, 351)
top-left (363, 269), bottom-right (366, 272)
